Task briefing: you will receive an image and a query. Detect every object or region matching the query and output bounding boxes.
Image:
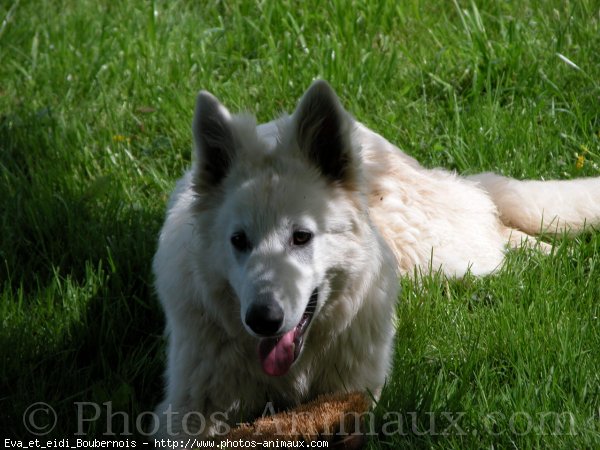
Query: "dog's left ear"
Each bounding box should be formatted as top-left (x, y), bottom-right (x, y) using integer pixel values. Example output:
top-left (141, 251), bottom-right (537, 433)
top-left (192, 91), bottom-right (237, 190)
top-left (293, 80), bottom-right (357, 186)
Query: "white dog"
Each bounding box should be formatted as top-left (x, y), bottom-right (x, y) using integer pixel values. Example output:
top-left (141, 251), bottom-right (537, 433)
top-left (152, 80), bottom-right (600, 438)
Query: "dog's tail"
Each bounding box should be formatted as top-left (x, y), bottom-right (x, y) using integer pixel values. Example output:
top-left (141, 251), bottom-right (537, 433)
top-left (468, 172), bottom-right (600, 235)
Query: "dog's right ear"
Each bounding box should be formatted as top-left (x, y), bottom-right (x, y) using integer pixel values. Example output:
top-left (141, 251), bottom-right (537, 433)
top-left (293, 80), bottom-right (357, 187)
top-left (192, 91), bottom-right (236, 189)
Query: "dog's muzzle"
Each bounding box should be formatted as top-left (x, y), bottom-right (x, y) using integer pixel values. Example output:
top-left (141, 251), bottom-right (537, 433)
top-left (257, 288), bottom-right (319, 376)
top-left (245, 301), bottom-right (285, 337)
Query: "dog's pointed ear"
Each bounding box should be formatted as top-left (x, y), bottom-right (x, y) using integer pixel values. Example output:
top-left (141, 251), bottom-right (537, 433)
top-left (192, 91), bottom-right (236, 189)
top-left (293, 80), bottom-right (357, 186)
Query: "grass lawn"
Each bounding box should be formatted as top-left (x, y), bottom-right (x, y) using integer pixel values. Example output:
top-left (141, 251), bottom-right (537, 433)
top-left (1, 0), bottom-right (599, 447)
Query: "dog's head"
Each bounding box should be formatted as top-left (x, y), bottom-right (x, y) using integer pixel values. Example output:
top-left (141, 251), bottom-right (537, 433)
top-left (192, 81), bottom-right (370, 376)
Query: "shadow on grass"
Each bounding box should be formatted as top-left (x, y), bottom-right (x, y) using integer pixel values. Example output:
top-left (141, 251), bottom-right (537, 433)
top-left (0, 107), bottom-right (166, 439)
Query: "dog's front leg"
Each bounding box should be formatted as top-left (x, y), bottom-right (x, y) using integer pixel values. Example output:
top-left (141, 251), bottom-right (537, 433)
top-left (151, 322), bottom-right (235, 441)
top-left (152, 397), bottom-right (229, 441)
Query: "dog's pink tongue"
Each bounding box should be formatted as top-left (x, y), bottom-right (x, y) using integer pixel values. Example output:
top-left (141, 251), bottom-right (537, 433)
top-left (258, 330), bottom-right (295, 377)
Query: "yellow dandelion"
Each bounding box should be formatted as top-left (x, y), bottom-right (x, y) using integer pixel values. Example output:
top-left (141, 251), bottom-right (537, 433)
top-left (576, 153), bottom-right (585, 169)
top-left (112, 134), bottom-right (131, 144)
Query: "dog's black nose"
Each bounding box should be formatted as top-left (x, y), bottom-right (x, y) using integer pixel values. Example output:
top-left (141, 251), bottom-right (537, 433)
top-left (245, 302), bottom-right (284, 336)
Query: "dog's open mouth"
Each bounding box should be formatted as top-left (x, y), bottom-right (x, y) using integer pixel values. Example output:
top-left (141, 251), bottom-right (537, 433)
top-left (257, 288), bottom-right (318, 377)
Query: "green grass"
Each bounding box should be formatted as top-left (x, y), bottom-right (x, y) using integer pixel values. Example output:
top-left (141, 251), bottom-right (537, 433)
top-left (1, 0), bottom-right (599, 447)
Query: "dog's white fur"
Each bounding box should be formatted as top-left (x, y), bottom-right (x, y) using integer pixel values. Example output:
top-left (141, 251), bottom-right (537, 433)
top-left (152, 80), bottom-right (600, 437)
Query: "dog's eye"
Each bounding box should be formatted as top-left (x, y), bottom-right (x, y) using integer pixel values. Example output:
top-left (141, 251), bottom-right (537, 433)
top-left (231, 231), bottom-right (250, 252)
top-left (292, 230), bottom-right (313, 246)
